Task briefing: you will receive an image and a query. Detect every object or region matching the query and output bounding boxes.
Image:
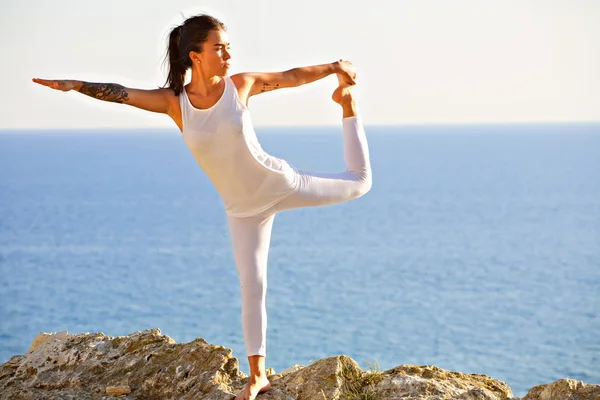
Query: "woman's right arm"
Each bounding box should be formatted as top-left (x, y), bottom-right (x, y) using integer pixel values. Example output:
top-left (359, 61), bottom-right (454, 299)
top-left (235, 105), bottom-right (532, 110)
top-left (32, 78), bottom-right (173, 114)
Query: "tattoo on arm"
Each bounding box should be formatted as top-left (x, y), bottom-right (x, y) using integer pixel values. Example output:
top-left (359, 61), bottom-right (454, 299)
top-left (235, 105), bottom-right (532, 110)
top-left (260, 82), bottom-right (280, 93)
top-left (78, 82), bottom-right (129, 103)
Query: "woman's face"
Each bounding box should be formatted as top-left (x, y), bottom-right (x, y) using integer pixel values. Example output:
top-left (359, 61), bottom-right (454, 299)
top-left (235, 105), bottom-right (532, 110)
top-left (193, 29), bottom-right (231, 77)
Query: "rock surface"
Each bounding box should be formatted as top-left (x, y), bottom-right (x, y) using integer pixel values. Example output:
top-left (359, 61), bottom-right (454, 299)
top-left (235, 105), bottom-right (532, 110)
top-left (519, 378), bottom-right (600, 400)
top-left (0, 328), bottom-right (596, 399)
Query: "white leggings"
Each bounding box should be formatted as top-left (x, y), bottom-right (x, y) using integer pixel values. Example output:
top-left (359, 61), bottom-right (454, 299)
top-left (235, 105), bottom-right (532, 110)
top-left (226, 116), bottom-right (372, 357)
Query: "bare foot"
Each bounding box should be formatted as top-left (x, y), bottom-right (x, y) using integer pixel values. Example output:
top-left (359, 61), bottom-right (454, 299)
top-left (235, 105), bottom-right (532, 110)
top-left (332, 73), bottom-right (355, 105)
top-left (233, 375), bottom-right (271, 400)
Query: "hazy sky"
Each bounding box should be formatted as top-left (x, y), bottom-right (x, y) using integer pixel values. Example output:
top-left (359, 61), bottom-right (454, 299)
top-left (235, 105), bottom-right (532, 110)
top-left (1, 0), bottom-right (598, 129)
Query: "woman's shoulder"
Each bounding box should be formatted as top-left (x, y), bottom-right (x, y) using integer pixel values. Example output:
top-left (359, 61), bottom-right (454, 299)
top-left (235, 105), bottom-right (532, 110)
top-left (229, 74), bottom-right (243, 89)
top-left (230, 73), bottom-right (253, 90)
top-left (229, 74), bottom-right (253, 108)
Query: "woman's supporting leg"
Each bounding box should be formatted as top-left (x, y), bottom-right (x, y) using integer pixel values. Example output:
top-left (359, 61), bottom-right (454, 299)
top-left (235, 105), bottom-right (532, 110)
top-left (227, 213), bottom-right (274, 399)
top-left (227, 213), bottom-right (275, 357)
top-left (270, 82), bottom-right (372, 213)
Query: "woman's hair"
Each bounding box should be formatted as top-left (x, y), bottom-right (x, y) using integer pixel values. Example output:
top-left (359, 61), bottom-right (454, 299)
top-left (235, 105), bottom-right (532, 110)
top-left (162, 14), bottom-right (226, 96)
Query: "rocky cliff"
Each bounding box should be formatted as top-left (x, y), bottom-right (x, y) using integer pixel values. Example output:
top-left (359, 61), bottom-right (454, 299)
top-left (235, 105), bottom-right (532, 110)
top-left (0, 328), bottom-right (597, 400)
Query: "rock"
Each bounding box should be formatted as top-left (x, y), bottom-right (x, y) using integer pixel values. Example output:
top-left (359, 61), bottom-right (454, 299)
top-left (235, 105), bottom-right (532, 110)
top-left (277, 355), bottom-right (361, 399)
top-left (280, 364), bottom-right (304, 376)
top-left (366, 364), bottom-right (513, 400)
top-left (0, 328), bottom-right (242, 400)
top-left (0, 328), bottom-right (596, 399)
top-left (519, 378), bottom-right (600, 400)
top-left (106, 385), bottom-right (132, 396)
top-left (457, 386), bottom-right (503, 399)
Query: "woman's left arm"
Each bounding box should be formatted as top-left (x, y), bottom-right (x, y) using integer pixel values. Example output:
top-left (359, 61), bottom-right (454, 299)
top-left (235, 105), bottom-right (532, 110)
top-left (232, 60), bottom-right (355, 97)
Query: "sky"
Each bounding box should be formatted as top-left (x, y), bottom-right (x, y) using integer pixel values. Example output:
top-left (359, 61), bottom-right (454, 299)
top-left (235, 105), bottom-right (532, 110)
top-left (1, 0), bottom-right (599, 129)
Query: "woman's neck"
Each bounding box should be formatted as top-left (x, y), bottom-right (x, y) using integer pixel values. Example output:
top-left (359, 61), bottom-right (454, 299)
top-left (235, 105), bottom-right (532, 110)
top-left (188, 67), bottom-right (223, 96)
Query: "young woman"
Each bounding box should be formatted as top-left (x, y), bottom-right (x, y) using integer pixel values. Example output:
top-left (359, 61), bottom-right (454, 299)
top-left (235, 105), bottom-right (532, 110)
top-left (33, 13), bottom-right (372, 400)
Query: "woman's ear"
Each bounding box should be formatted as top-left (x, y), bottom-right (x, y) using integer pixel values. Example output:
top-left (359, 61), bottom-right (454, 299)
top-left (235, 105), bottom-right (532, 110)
top-left (189, 51), bottom-right (201, 64)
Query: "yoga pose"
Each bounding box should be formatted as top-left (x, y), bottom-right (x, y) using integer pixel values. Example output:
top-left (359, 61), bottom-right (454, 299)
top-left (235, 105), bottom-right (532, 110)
top-left (33, 14), bottom-right (372, 400)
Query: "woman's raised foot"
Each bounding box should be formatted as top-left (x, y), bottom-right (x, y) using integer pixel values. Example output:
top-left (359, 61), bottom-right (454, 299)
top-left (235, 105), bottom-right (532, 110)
top-left (332, 73), bottom-right (355, 105)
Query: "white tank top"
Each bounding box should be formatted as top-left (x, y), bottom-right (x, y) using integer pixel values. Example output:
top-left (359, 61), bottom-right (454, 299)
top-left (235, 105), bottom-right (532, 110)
top-left (179, 76), bottom-right (299, 217)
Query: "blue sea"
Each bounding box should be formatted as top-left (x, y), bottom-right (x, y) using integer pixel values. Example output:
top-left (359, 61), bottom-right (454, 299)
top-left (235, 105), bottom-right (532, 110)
top-left (1, 123), bottom-right (598, 397)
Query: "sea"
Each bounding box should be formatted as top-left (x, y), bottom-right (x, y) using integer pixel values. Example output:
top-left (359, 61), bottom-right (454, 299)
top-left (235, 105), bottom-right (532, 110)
top-left (0, 123), bottom-right (598, 397)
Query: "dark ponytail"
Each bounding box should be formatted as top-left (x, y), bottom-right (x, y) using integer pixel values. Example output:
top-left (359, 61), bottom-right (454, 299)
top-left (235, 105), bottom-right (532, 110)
top-left (163, 25), bottom-right (185, 96)
top-left (161, 14), bottom-right (226, 96)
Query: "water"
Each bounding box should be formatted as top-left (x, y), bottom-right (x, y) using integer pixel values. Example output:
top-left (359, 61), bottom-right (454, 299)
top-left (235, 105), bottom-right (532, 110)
top-left (1, 123), bottom-right (598, 397)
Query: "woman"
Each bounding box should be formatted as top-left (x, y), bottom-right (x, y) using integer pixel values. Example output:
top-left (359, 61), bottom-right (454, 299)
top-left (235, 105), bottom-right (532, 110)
top-left (32, 13), bottom-right (372, 400)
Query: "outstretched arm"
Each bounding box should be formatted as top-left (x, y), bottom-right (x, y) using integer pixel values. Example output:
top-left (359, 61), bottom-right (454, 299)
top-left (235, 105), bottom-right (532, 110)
top-left (32, 78), bottom-right (173, 114)
top-left (232, 59), bottom-right (357, 98)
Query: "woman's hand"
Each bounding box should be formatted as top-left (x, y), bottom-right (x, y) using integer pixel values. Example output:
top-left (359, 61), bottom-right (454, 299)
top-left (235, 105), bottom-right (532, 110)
top-left (335, 60), bottom-right (357, 85)
top-left (32, 78), bottom-right (80, 92)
